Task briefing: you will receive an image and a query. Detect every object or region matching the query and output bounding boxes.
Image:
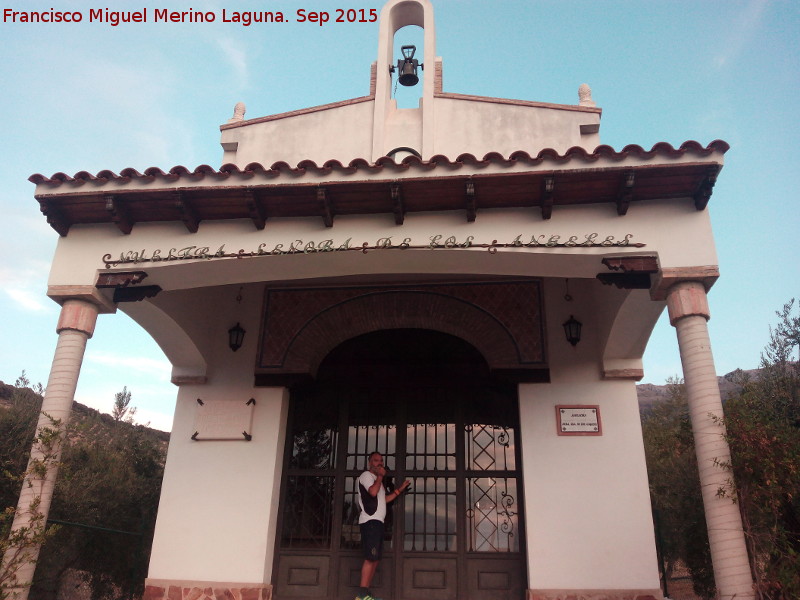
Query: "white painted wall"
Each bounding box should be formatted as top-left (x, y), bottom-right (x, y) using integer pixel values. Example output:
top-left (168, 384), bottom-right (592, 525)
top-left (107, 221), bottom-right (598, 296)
top-left (519, 380), bottom-right (659, 590)
top-left (219, 94), bottom-right (599, 167)
top-left (148, 385), bottom-right (288, 582)
top-left (146, 284), bottom-right (288, 583)
top-left (433, 97), bottom-right (600, 157)
top-left (220, 100), bottom-right (375, 167)
top-left (517, 278), bottom-right (660, 589)
top-left (48, 200), bottom-right (717, 291)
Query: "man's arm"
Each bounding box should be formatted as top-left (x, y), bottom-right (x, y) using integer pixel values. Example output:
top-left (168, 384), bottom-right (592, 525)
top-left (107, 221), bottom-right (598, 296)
top-left (387, 479), bottom-right (411, 504)
top-left (367, 467), bottom-right (384, 497)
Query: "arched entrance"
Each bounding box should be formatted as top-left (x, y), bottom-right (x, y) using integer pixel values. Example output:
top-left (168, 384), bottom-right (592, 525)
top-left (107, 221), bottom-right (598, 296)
top-left (273, 329), bottom-right (526, 600)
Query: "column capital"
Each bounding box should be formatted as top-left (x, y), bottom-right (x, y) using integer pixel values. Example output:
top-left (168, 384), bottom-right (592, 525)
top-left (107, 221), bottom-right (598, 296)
top-left (666, 281), bottom-right (710, 326)
top-left (56, 299), bottom-right (100, 337)
top-left (650, 265), bottom-right (719, 301)
top-left (47, 285), bottom-right (117, 314)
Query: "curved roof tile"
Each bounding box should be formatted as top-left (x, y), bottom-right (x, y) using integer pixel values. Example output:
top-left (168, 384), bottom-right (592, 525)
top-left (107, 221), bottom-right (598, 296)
top-left (28, 141), bottom-right (729, 187)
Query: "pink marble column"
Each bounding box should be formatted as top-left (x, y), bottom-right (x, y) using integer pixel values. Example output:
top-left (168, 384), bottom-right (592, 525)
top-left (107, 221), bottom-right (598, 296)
top-left (666, 281), bottom-right (754, 600)
top-left (1, 299), bottom-right (100, 600)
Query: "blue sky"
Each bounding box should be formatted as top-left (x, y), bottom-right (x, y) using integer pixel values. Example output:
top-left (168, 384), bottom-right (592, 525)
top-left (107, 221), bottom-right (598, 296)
top-left (1, 0), bottom-right (798, 431)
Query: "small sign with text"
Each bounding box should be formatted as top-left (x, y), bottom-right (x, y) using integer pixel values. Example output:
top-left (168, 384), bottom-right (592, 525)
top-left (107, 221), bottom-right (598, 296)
top-left (556, 405), bottom-right (602, 436)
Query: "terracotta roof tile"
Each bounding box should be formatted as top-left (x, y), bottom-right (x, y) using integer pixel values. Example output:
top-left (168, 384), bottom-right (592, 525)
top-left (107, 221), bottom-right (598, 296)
top-left (29, 141), bottom-right (729, 187)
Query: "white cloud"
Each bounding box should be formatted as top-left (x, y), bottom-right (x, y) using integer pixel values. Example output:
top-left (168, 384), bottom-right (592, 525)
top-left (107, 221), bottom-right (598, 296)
top-left (216, 36), bottom-right (249, 90)
top-left (129, 407), bottom-right (174, 433)
top-left (6, 288), bottom-right (50, 313)
top-left (84, 352), bottom-right (172, 381)
top-left (714, 0), bottom-right (768, 68)
top-left (0, 259), bottom-right (55, 313)
top-left (72, 387), bottom-right (175, 432)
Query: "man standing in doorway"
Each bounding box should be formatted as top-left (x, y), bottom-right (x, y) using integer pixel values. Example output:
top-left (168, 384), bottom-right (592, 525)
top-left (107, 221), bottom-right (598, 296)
top-left (356, 451), bottom-right (411, 600)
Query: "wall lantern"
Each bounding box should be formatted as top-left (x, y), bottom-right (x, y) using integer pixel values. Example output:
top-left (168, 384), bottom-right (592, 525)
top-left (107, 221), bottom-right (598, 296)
top-left (228, 323), bottom-right (246, 352)
top-left (395, 45), bottom-right (422, 87)
top-left (562, 315), bottom-right (582, 347)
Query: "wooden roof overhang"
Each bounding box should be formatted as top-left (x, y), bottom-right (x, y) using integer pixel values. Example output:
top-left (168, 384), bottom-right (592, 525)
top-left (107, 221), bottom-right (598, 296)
top-left (31, 141), bottom-right (727, 236)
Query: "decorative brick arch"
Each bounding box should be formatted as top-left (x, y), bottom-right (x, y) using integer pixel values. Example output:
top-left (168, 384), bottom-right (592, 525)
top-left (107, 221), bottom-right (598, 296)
top-left (255, 280), bottom-right (547, 384)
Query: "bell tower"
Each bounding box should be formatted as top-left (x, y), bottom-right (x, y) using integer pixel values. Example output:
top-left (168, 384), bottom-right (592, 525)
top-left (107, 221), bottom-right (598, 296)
top-left (372, 0), bottom-right (438, 161)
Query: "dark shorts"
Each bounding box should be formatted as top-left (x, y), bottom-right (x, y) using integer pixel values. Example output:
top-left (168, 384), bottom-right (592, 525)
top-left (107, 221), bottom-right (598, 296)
top-left (360, 519), bottom-right (384, 561)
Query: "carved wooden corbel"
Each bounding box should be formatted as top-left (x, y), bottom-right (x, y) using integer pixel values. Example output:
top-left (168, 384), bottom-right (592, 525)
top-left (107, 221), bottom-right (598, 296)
top-left (96, 271), bottom-right (148, 288)
top-left (105, 194), bottom-right (134, 234)
top-left (541, 176), bottom-right (554, 220)
top-left (174, 191), bottom-right (200, 233)
top-left (616, 171), bottom-right (635, 216)
top-left (38, 200), bottom-right (70, 237)
top-left (597, 255), bottom-right (659, 289)
top-left (112, 285), bottom-right (162, 303)
top-left (245, 189), bottom-right (267, 230)
top-left (318, 187), bottom-right (333, 228)
top-left (465, 180), bottom-right (477, 222)
top-left (391, 182), bottom-right (405, 225)
top-left (694, 165), bottom-right (720, 211)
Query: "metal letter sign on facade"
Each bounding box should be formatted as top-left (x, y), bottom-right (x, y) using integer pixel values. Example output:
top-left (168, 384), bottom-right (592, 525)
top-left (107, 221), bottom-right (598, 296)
top-left (103, 233), bottom-right (643, 267)
top-left (191, 397), bottom-right (255, 441)
top-left (556, 405), bottom-right (602, 436)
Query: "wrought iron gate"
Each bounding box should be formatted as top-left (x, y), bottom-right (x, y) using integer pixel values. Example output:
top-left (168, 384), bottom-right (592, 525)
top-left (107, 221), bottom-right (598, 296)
top-left (273, 378), bottom-right (525, 600)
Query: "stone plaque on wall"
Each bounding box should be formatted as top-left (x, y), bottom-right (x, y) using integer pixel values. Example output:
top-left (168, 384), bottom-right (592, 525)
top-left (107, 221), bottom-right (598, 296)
top-left (556, 405), bottom-right (602, 436)
top-left (191, 398), bottom-right (255, 441)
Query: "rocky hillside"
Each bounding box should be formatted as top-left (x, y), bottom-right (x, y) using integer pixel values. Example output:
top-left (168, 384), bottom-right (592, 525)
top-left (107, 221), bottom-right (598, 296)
top-left (636, 368), bottom-right (760, 412)
top-left (3, 369), bottom-right (761, 434)
top-left (0, 380), bottom-right (170, 441)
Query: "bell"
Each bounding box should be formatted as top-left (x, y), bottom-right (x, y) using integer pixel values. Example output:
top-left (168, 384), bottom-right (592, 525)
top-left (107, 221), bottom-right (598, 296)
top-left (396, 44), bottom-right (421, 87)
top-left (398, 61), bottom-right (419, 87)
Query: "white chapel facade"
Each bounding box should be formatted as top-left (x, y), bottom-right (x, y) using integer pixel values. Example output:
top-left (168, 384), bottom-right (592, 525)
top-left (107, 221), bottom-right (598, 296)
top-left (7, 2), bottom-right (755, 600)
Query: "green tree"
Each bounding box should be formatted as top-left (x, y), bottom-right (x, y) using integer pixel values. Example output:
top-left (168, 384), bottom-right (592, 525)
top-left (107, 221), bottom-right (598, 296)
top-left (0, 374), bottom-right (41, 514)
top-left (111, 387), bottom-right (135, 423)
top-left (37, 414), bottom-right (164, 600)
top-left (643, 300), bottom-right (800, 600)
top-left (1, 380), bottom-right (166, 600)
top-left (1, 374), bottom-right (61, 600)
top-left (641, 378), bottom-right (715, 598)
top-left (719, 300), bottom-right (800, 599)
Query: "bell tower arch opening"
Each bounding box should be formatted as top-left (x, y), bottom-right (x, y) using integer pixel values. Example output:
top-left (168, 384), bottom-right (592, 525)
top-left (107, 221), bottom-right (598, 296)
top-left (392, 25), bottom-right (424, 108)
top-left (372, 0), bottom-right (437, 159)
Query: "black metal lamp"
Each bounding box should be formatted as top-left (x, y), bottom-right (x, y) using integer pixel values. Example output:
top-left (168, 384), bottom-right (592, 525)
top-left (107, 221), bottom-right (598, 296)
top-left (562, 315), bottom-right (582, 346)
top-left (228, 322), bottom-right (245, 352)
top-left (396, 45), bottom-right (421, 87)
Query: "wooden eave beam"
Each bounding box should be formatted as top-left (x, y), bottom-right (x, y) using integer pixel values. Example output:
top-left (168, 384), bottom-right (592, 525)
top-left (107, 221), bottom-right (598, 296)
top-left (616, 171), bottom-right (634, 216)
top-left (96, 271), bottom-right (148, 288)
top-left (694, 165), bottom-right (720, 211)
top-left (541, 176), bottom-right (554, 220)
top-left (597, 255), bottom-right (659, 289)
top-left (174, 192), bottom-right (200, 233)
top-left (391, 182), bottom-right (405, 225)
top-left (105, 194), bottom-right (133, 234)
top-left (37, 199), bottom-right (70, 237)
top-left (597, 273), bottom-right (652, 289)
top-left (318, 187), bottom-right (333, 228)
top-left (245, 189), bottom-right (267, 230)
top-left (465, 180), bottom-right (477, 222)
top-left (113, 285), bottom-right (162, 303)
top-left (602, 256), bottom-right (659, 273)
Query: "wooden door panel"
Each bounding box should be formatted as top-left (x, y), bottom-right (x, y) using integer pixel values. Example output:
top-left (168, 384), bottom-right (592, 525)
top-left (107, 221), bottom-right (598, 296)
top-left (401, 557), bottom-right (457, 600)
top-left (336, 554), bottom-right (393, 600)
top-left (276, 554), bottom-right (330, 598)
top-left (466, 557), bottom-right (525, 600)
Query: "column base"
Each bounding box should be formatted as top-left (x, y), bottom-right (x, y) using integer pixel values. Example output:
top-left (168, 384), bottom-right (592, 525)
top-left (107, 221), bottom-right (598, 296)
top-left (527, 590), bottom-right (662, 600)
top-left (144, 580), bottom-right (272, 600)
